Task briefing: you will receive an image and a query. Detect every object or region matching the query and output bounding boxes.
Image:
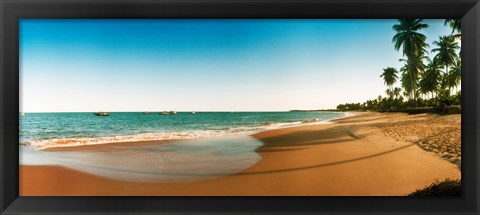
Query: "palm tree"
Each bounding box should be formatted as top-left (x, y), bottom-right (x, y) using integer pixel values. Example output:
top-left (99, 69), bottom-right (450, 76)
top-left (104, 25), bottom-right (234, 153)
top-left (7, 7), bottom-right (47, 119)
top-left (385, 89), bottom-right (393, 98)
top-left (393, 19), bottom-right (429, 57)
top-left (432, 35), bottom-right (460, 92)
top-left (444, 19), bottom-right (461, 38)
top-left (402, 87), bottom-right (411, 100)
top-left (380, 67), bottom-right (398, 91)
top-left (400, 66), bottom-right (414, 100)
top-left (419, 74), bottom-right (429, 100)
top-left (393, 87), bottom-right (402, 99)
top-left (399, 54), bottom-right (426, 100)
top-left (392, 19), bottom-right (429, 100)
top-left (420, 58), bottom-right (442, 99)
top-left (450, 58), bottom-right (461, 94)
top-left (442, 58), bottom-right (461, 95)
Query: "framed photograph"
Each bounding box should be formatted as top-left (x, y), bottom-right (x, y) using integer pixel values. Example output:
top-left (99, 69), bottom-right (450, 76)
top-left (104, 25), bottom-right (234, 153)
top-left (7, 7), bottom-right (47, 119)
top-left (1, 0), bottom-right (479, 214)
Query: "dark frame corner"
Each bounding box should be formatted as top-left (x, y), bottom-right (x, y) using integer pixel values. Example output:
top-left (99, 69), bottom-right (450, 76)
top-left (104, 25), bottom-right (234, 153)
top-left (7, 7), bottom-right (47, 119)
top-left (1, 0), bottom-right (479, 214)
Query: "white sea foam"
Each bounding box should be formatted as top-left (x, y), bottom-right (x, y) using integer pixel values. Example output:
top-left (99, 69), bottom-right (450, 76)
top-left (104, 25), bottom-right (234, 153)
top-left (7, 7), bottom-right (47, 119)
top-left (22, 127), bottom-right (264, 150)
top-left (263, 121), bottom-right (302, 129)
top-left (263, 112), bottom-right (356, 128)
top-left (341, 112), bottom-right (358, 118)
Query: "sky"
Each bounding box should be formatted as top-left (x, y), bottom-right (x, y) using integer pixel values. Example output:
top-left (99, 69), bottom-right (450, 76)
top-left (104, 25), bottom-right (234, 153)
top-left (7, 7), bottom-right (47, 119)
top-left (20, 19), bottom-right (455, 112)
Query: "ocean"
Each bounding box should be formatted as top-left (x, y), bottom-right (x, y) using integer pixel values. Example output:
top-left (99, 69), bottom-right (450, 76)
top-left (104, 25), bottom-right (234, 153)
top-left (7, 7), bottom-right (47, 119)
top-left (20, 111), bottom-right (349, 182)
top-left (20, 111), bottom-right (347, 150)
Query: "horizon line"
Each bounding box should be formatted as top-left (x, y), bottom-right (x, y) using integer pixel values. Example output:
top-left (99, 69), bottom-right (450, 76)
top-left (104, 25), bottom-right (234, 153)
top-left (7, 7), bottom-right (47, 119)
top-left (19, 109), bottom-right (339, 113)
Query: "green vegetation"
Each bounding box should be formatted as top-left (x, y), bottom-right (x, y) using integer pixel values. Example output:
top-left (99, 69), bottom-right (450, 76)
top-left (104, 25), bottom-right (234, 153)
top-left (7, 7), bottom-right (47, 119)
top-left (337, 19), bottom-right (461, 114)
top-left (445, 19), bottom-right (461, 39)
top-left (408, 178), bottom-right (461, 196)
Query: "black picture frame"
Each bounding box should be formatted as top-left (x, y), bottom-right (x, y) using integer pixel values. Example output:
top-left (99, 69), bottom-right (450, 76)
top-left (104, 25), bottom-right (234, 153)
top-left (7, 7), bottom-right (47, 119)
top-left (1, 0), bottom-right (479, 214)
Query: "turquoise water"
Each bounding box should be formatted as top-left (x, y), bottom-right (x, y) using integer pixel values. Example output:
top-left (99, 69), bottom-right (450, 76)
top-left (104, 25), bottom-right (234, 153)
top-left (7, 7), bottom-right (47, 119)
top-left (20, 111), bottom-right (345, 150)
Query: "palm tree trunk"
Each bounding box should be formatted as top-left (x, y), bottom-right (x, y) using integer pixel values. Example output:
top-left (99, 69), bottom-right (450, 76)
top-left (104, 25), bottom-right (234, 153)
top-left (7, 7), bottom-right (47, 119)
top-left (409, 63), bottom-right (415, 102)
top-left (410, 74), bottom-right (416, 105)
top-left (446, 65), bottom-right (450, 96)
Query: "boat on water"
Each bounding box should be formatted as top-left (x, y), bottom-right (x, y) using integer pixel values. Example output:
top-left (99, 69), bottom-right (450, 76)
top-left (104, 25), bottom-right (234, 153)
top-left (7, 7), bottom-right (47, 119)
top-left (192, 112), bottom-right (196, 114)
top-left (143, 112), bottom-right (149, 115)
top-left (94, 112), bottom-right (110, 116)
top-left (19, 112), bottom-right (26, 116)
top-left (160, 111), bottom-right (177, 115)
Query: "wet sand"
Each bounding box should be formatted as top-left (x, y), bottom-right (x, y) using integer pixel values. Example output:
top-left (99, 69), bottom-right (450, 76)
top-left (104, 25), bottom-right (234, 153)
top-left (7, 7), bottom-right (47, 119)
top-left (20, 112), bottom-right (461, 196)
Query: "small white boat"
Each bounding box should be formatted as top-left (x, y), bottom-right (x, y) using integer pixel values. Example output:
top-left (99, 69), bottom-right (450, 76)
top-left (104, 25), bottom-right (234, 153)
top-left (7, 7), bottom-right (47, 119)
top-left (94, 112), bottom-right (110, 116)
top-left (19, 112), bottom-right (26, 116)
top-left (160, 111), bottom-right (177, 115)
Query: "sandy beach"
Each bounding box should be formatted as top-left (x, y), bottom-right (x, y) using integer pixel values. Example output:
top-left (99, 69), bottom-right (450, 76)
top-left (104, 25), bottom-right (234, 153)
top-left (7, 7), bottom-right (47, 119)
top-left (20, 112), bottom-right (461, 196)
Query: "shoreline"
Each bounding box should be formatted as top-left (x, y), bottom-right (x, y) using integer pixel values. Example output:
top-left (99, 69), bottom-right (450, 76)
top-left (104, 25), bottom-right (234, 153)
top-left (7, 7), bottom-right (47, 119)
top-left (32, 111), bottom-right (354, 151)
top-left (20, 112), bottom-right (461, 196)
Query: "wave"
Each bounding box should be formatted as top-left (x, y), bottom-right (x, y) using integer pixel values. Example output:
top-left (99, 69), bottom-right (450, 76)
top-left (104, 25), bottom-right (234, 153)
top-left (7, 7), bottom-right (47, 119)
top-left (21, 112), bottom-right (356, 150)
top-left (22, 127), bottom-right (264, 150)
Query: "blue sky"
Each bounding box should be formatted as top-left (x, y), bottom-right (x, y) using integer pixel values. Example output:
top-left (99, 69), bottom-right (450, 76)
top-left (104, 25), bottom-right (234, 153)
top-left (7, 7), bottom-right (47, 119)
top-left (20, 19), bottom-right (455, 112)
